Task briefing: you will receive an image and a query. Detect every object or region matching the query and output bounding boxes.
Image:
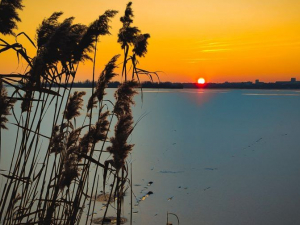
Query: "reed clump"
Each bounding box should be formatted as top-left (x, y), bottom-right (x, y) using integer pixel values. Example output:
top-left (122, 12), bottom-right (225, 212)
top-left (0, 1), bottom-right (158, 224)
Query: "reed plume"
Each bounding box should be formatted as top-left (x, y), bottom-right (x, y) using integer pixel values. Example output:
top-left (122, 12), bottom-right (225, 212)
top-left (118, 2), bottom-right (140, 49)
top-left (87, 55), bottom-right (120, 111)
top-left (118, 2), bottom-right (140, 82)
top-left (87, 94), bottom-right (98, 112)
top-left (38, 16), bottom-right (85, 66)
top-left (0, 0), bottom-right (23, 35)
top-left (108, 113), bottom-right (134, 170)
top-left (67, 127), bottom-right (82, 149)
top-left (64, 91), bottom-right (86, 121)
top-left (36, 12), bottom-right (64, 49)
top-left (74, 10), bottom-right (118, 62)
top-left (133, 33), bottom-right (150, 57)
top-left (20, 91), bottom-right (32, 112)
top-left (78, 131), bottom-right (92, 156)
top-left (51, 127), bottom-right (82, 189)
top-left (118, 2), bottom-right (153, 84)
top-left (59, 157), bottom-right (79, 189)
top-left (78, 111), bottom-right (109, 157)
top-left (92, 111), bottom-right (110, 143)
top-left (49, 125), bottom-right (64, 154)
top-left (0, 80), bottom-right (16, 129)
top-left (108, 81), bottom-right (138, 170)
top-left (59, 142), bottom-right (81, 189)
top-left (114, 81), bottom-right (138, 116)
top-left (95, 55), bottom-right (120, 102)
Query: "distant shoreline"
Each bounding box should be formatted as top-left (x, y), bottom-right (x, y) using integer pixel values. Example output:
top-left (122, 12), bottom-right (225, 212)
top-left (7, 81), bottom-right (300, 90)
top-left (68, 81), bottom-right (300, 90)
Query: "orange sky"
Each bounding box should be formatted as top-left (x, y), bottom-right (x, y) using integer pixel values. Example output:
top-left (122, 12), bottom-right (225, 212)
top-left (1, 0), bottom-right (300, 83)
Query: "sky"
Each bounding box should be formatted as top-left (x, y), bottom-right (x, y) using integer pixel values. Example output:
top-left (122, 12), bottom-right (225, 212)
top-left (1, 0), bottom-right (300, 83)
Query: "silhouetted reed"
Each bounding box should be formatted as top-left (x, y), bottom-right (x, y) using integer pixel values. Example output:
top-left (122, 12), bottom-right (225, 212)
top-left (0, 80), bottom-right (16, 159)
top-left (0, 80), bottom-right (16, 129)
top-left (49, 125), bottom-right (64, 154)
top-left (114, 81), bottom-right (138, 116)
top-left (0, 0), bottom-right (23, 35)
top-left (87, 55), bottom-right (120, 112)
top-left (118, 2), bottom-right (140, 82)
top-left (0, 2), bottom-right (157, 225)
top-left (74, 10), bottom-right (117, 63)
top-left (64, 91), bottom-right (86, 121)
top-left (133, 33), bottom-right (150, 57)
top-left (96, 55), bottom-right (120, 102)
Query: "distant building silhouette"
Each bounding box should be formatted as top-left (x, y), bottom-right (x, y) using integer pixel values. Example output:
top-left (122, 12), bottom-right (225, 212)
top-left (276, 77), bottom-right (300, 85)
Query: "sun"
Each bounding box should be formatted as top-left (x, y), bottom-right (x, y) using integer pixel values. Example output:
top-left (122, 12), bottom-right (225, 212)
top-left (198, 78), bottom-right (205, 84)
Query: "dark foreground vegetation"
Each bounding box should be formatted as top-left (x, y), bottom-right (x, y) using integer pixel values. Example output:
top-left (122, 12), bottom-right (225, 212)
top-left (0, 1), bottom-right (159, 224)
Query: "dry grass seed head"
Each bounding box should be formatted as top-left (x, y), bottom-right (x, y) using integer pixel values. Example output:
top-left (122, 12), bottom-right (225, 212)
top-left (49, 125), bottom-right (64, 154)
top-left (37, 12), bottom-right (87, 66)
top-left (79, 131), bottom-right (93, 157)
top-left (118, 2), bottom-right (141, 49)
top-left (64, 91), bottom-right (86, 121)
top-left (93, 111), bottom-right (110, 142)
top-left (87, 93), bottom-right (97, 112)
top-left (20, 91), bottom-right (32, 112)
top-left (0, 80), bottom-right (16, 129)
top-left (133, 33), bottom-right (150, 57)
top-left (107, 113), bottom-right (134, 170)
top-left (67, 128), bottom-right (82, 148)
top-left (108, 81), bottom-right (138, 169)
top-left (95, 55), bottom-right (120, 103)
top-left (0, 0), bottom-right (23, 35)
top-left (59, 164), bottom-right (79, 189)
top-left (74, 10), bottom-right (117, 62)
top-left (59, 143), bottom-right (81, 189)
top-left (114, 81), bottom-right (138, 117)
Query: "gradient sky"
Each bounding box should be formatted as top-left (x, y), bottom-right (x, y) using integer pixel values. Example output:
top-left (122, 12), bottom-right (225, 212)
top-left (1, 0), bottom-right (300, 83)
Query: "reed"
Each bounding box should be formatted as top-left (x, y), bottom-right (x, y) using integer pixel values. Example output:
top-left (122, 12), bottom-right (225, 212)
top-left (0, 80), bottom-right (16, 160)
top-left (0, 0), bottom-right (23, 35)
top-left (0, 1), bottom-right (157, 224)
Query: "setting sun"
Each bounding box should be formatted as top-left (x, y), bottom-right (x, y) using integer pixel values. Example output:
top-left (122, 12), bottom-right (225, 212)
top-left (198, 78), bottom-right (206, 84)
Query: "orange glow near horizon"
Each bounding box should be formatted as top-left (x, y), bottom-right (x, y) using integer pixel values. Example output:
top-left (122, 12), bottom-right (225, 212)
top-left (1, 0), bottom-right (300, 83)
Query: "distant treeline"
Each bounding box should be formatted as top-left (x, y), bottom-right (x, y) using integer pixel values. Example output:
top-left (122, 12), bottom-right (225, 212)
top-left (183, 82), bottom-right (300, 89)
top-left (58, 80), bottom-right (300, 89)
top-left (68, 80), bottom-right (184, 89)
top-left (197, 82), bottom-right (300, 89)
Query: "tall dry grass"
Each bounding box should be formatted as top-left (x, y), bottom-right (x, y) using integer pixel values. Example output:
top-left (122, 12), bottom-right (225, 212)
top-left (0, 1), bottom-right (159, 224)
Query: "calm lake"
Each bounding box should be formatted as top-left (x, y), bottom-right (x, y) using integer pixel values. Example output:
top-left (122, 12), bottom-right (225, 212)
top-left (2, 88), bottom-right (300, 225)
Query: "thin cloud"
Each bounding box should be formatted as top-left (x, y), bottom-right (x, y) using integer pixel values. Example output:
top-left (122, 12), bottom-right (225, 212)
top-left (183, 57), bottom-right (227, 63)
top-left (201, 49), bottom-right (231, 52)
top-left (195, 39), bottom-right (211, 44)
top-left (192, 38), bottom-right (300, 51)
top-left (183, 58), bottom-right (210, 61)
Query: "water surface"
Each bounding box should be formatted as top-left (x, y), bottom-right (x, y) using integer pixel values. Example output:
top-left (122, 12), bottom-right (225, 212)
top-left (2, 88), bottom-right (300, 225)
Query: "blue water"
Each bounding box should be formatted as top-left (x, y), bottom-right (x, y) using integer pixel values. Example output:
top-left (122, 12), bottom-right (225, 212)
top-left (1, 88), bottom-right (300, 225)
